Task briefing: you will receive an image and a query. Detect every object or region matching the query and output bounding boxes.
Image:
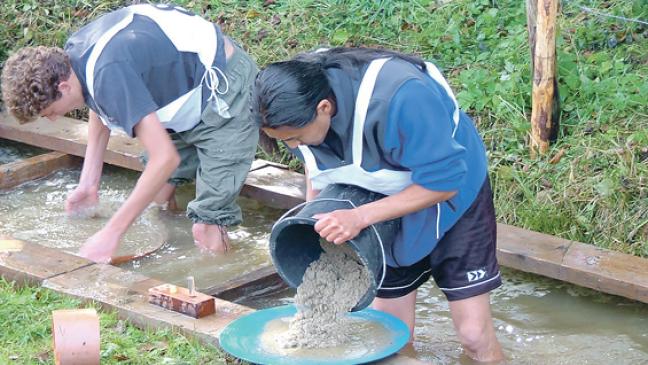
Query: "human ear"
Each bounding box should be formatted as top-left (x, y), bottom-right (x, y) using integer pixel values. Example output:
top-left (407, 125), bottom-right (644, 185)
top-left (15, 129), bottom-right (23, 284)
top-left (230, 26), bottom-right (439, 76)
top-left (58, 81), bottom-right (72, 95)
top-left (316, 99), bottom-right (334, 117)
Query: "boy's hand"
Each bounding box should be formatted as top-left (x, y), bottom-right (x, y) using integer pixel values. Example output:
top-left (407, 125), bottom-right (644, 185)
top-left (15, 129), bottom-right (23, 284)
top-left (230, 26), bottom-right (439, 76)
top-left (313, 208), bottom-right (367, 244)
top-left (65, 186), bottom-right (99, 218)
top-left (78, 228), bottom-right (121, 263)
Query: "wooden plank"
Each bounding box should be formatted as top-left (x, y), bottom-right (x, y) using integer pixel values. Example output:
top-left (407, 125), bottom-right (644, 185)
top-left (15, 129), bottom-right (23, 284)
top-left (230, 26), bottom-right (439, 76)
top-left (42, 263), bottom-right (253, 346)
top-left (240, 165), bottom-right (306, 210)
top-left (0, 113), bottom-right (144, 171)
top-left (496, 223), bottom-right (571, 281)
top-left (0, 152), bottom-right (80, 189)
top-left (562, 243), bottom-right (648, 303)
top-left (0, 238), bottom-right (90, 285)
top-left (497, 223), bottom-right (648, 303)
top-left (205, 264), bottom-right (286, 300)
top-left (0, 240), bottom-right (457, 363)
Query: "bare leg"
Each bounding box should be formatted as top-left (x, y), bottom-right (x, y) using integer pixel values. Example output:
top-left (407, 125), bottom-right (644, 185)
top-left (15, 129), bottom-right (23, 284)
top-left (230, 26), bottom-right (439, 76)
top-left (153, 182), bottom-right (178, 211)
top-left (448, 293), bottom-right (504, 363)
top-left (192, 223), bottom-right (230, 253)
top-left (371, 290), bottom-right (417, 340)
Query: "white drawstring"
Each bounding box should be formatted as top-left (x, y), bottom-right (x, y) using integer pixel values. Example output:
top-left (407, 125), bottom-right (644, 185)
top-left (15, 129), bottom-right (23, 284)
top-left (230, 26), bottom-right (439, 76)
top-left (201, 66), bottom-right (230, 113)
top-left (201, 66), bottom-right (229, 98)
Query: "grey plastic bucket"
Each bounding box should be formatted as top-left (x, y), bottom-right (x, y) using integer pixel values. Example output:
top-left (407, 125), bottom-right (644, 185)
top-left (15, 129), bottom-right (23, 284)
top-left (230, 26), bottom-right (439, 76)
top-left (269, 184), bottom-right (400, 311)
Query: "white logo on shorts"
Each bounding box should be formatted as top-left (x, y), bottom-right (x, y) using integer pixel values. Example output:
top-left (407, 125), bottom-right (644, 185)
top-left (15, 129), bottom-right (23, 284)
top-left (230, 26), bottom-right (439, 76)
top-left (467, 269), bottom-right (487, 282)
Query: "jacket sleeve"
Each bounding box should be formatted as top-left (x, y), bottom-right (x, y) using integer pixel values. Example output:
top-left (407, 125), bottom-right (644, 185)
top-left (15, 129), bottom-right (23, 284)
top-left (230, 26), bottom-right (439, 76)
top-left (383, 78), bottom-right (467, 192)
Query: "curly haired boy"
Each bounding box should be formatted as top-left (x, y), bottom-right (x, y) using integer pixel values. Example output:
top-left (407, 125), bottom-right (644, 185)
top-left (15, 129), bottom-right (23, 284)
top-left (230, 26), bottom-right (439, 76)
top-left (1, 4), bottom-right (259, 263)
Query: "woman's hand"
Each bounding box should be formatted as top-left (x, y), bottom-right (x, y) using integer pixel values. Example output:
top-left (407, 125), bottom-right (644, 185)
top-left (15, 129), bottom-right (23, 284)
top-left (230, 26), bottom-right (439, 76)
top-left (313, 208), bottom-right (368, 244)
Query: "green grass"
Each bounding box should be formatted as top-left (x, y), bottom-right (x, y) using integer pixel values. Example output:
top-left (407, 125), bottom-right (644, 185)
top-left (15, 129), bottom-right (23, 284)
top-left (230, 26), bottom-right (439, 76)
top-left (0, 278), bottom-right (236, 364)
top-left (0, 0), bottom-right (645, 359)
top-left (0, 0), bottom-right (646, 254)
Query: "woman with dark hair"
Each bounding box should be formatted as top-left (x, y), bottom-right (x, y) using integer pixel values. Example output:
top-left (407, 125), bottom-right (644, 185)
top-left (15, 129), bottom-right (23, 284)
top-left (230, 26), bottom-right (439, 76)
top-left (253, 47), bottom-right (504, 362)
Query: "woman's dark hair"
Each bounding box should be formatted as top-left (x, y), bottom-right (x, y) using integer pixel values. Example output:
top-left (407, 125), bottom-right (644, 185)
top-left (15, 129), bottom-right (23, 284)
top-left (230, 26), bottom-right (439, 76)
top-left (252, 47), bottom-right (426, 129)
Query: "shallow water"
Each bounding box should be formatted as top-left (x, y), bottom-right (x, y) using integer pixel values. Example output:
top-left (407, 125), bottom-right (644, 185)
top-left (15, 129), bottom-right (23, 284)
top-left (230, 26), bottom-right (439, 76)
top-left (0, 165), bottom-right (282, 289)
top-left (416, 268), bottom-right (648, 364)
top-left (2, 146), bottom-right (647, 364)
top-left (0, 168), bottom-right (166, 257)
top-left (0, 140), bottom-right (46, 164)
top-left (238, 268), bottom-right (648, 364)
top-left (120, 194), bottom-right (282, 289)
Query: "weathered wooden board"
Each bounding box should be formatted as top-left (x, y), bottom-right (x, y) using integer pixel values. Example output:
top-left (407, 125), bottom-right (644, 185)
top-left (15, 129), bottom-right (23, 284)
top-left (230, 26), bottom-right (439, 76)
top-left (42, 263), bottom-right (252, 346)
top-left (0, 238), bottom-right (90, 285)
top-left (562, 243), bottom-right (648, 303)
top-left (205, 264), bottom-right (287, 300)
top-left (497, 223), bottom-right (648, 303)
top-left (0, 113), bottom-right (143, 171)
top-left (0, 152), bottom-right (80, 189)
top-left (41, 261), bottom-right (422, 362)
top-left (42, 264), bottom-right (426, 362)
top-left (496, 223), bottom-right (571, 280)
top-left (240, 165), bottom-right (306, 210)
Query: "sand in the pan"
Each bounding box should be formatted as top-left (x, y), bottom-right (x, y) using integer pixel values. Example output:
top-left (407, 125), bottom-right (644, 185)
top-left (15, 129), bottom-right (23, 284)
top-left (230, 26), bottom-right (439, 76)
top-left (260, 240), bottom-right (394, 358)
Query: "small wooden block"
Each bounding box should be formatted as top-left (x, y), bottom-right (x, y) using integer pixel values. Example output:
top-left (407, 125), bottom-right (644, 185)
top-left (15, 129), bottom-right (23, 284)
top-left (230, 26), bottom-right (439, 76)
top-left (148, 284), bottom-right (215, 319)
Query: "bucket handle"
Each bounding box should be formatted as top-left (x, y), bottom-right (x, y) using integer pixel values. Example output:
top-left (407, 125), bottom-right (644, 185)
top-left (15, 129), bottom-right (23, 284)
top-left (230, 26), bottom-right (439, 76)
top-left (273, 198), bottom-right (386, 289)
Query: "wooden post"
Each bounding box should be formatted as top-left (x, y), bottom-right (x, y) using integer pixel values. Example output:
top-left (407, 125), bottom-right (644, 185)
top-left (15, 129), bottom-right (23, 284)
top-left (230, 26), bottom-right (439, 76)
top-left (527, 0), bottom-right (560, 156)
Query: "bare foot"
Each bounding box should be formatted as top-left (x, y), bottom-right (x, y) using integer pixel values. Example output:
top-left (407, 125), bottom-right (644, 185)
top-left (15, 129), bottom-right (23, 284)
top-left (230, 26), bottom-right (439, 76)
top-left (192, 223), bottom-right (230, 253)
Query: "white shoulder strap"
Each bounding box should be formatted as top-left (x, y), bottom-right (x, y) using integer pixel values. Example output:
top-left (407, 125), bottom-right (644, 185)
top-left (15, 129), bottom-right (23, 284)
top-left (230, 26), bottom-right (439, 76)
top-left (424, 62), bottom-right (460, 137)
top-left (298, 145), bottom-right (320, 175)
top-left (86, 11), bottom-right (135, 100)
top-left (352, 58), bottom-right (390, 166)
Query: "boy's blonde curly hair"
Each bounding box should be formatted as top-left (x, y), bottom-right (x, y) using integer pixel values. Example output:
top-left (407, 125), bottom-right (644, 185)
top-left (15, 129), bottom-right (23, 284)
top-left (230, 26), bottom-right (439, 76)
top-left (1, 46), bottom-right (71, 123)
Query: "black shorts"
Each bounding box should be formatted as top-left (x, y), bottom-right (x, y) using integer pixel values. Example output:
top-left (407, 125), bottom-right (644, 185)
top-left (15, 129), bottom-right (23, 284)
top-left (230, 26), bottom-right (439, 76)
top-left (377, 178), bottom-right (501, 301)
